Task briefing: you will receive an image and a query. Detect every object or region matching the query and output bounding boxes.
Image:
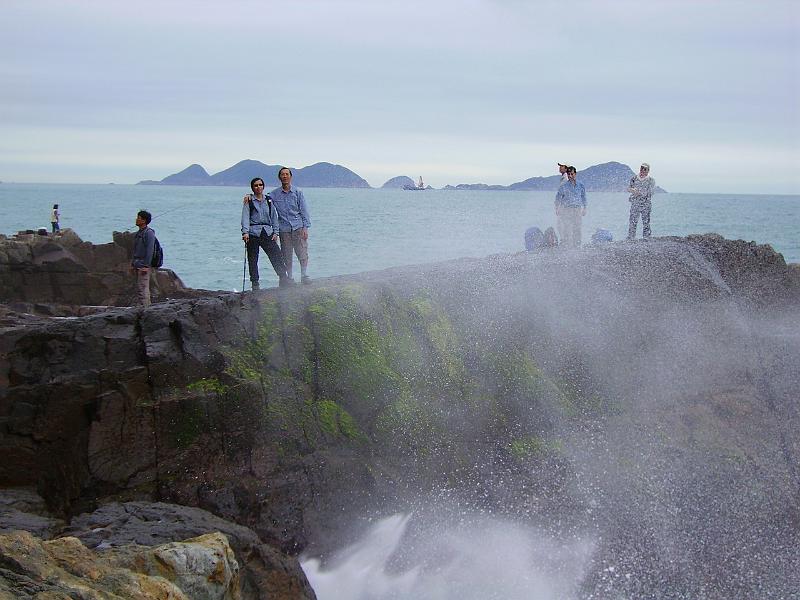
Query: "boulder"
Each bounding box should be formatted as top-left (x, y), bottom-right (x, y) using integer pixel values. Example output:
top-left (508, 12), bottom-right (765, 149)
top-left (0, 529), bottom-right (240, 599)
top-left (0, 493), bottom-right (315, 599)
top-left (64, 501), bottom-right (315, 599)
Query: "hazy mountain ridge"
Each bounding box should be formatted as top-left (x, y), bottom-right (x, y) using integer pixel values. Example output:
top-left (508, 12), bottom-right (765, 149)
top-left (139, 160), bottom-right (666, 192)
top-left (138, 160), bottom-right (370, 188)
top-left (445, 162), bottom-right (667, 192)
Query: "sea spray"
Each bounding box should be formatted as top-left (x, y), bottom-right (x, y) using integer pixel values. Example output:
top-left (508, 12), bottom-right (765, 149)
top-left (302, 512), bottom-right (595, 600)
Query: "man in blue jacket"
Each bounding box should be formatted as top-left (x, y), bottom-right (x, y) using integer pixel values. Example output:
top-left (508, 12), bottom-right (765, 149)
top-left (554, 166), bottom-right (587, 248)
top-left (131, 209), bottom-right (155, 306)
top-left (242, 177), bottom-right (292, 290)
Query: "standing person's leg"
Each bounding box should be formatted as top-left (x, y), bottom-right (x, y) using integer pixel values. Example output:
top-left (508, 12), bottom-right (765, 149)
top-left (572, 209), bottom-right (583, 247)
top-left (246, 236), bottom-right (261, 289)
top-left (557, 213), bottom-right (571, 248)
top-left (628, 203), bottom-right (640, 240)
top-left (642, 200), bottom-right (652, 238)
top-left (263, 235), bottom-right (289, 282)
top-left (294, 230), bottom-right (310, 283)
top-left (137, 267), bottom-right (151, 307)
top-left (279, 232), bottom-right (294, 280)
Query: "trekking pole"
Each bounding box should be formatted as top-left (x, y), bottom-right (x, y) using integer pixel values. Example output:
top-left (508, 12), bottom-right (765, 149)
top-left (242, 242), bottom-right (247, 292)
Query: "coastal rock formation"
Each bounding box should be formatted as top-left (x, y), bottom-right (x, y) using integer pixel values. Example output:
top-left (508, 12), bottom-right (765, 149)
top-left (0, 229), bottom-right (197, 311)
top-left (1, 234), bottom-right (799, 597)
top-left (0, 492), bottom-right (315, 599)
top-left (0, 528), bottom-right (240, 599)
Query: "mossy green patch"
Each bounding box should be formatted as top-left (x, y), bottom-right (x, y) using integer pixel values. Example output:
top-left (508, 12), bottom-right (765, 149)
top-left (508, 435), bottom-right (564, 460)
top-left (375, 394), bottom-right (445, 456)
top-left (314, 398), bottom-right (366, 442)
top-left (223, 297), bottom-right (281, 389)
top-left (186, 377), bottom-right (228, 395)
top-left (308, 289), bottom-right (407, 409)
top-left (413, 296), bottom-right (465, 387)
top-left (491, 350), bottom-right (560, 402)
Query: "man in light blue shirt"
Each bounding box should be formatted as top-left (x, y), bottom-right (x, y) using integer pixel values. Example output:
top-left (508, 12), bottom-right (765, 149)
top-left (271, 167), bottom-right (312, 284)
top-left (241, 177), bottom-right (292, 290)
top-left (554, 166), bottom-right (587, 248)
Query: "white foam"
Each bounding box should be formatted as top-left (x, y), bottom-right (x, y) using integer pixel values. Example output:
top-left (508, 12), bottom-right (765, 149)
top-left (302, 513), bottom-right (594, 600)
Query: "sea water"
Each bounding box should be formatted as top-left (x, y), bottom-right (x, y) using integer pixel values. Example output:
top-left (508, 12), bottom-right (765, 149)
top-left (1, 183), bottom-right (797, 290)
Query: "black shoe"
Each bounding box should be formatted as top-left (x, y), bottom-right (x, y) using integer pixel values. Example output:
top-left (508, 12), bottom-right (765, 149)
top-left (301, 275), bottom-right (312, 285)
top-left (279, 277), bottom-right (295, 288)
top-left (251, 281), bottom-right (260, 291)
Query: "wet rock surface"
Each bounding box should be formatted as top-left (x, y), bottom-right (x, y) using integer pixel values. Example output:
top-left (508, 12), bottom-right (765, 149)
top-left (0, 528), bottom-right (240, 599)
top-left (0, 492), bottom-right (315, 599)
top-left (1, 234), bottom-right (799, 598)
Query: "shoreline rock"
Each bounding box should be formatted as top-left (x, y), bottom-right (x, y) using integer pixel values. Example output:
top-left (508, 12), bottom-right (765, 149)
top-left (0, 491), bottom-right (315, 599)
top-left (0, 229), bottom-right (202, 312)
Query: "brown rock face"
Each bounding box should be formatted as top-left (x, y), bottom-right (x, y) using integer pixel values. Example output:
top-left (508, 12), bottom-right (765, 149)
top-left (0, 529), bottom-right (240, 599)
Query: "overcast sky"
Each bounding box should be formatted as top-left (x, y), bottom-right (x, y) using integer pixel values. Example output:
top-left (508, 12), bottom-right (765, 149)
top-left (1, 0), bottom-right (798, 193)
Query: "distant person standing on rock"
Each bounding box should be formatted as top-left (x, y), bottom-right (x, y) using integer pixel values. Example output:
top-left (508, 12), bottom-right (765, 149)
top-left (271, 167), bottom-right (312, 284)
top-left (242, 177), bottom-right (292, 290)
top-left (50, 204), bottom-right (60, 233)
top-left (554, 166), bottom-right (587, 248)
top-left (627, 162), bottom-right (656, 240)
top-left (131, 210), bottom-right (155, 307)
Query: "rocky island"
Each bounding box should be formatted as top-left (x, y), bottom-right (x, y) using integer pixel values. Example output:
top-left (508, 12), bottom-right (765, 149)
top-left (1, 230), bottom-right (798, 598)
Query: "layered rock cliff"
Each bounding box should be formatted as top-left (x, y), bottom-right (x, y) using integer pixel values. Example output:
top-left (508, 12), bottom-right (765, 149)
top-left (1, 234), bottom-right (799, 598)
top-left (0, 229), bottom-right (198, 311)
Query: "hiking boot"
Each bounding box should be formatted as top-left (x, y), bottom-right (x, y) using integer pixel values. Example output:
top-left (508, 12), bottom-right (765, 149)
top-left (251, 281), bottom-right (260, 291)
top-left (301, 275), bottom-right (312, 285)
top-left (279, 277), bottom-right (295, 288)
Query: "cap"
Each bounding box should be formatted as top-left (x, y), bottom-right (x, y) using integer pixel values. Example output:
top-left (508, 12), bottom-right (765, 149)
top-left (558, 162), bottom-right (568, 167)
top-left (640, 163), bottom-right (650, 170)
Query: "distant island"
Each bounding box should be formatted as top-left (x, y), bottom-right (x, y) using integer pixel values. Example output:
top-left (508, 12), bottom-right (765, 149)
top-left (137, 160), bottom-right (370, 189)
top-left (139, 160), bottom-right (666, 192)
top-left (442, 162), bottom-right (667, 193)
top-left (381, 175), bottom-right (416, 189)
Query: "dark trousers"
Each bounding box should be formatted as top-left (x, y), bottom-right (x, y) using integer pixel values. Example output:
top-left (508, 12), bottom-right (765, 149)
top-left (628, 200), bottom-right (651, 239)
top-left (246, 232), bottom-right (288, 283)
